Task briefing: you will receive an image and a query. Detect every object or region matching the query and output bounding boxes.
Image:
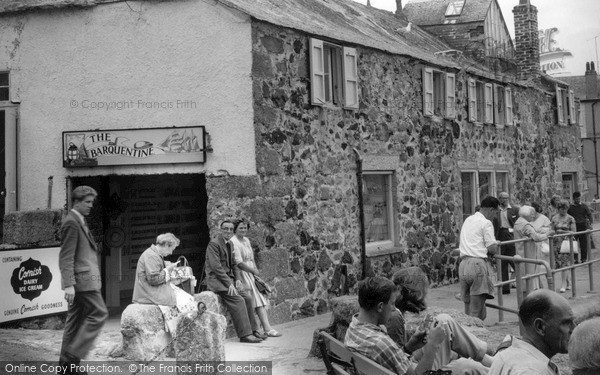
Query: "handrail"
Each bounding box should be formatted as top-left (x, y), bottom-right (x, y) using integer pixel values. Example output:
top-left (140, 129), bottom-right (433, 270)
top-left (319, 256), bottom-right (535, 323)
top-left (484, 227), bottom-right (600, 323)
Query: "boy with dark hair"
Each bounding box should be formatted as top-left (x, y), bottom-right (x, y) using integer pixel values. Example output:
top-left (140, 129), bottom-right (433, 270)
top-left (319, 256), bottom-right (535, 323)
top-left (345, 276), bottom-right (447, 375)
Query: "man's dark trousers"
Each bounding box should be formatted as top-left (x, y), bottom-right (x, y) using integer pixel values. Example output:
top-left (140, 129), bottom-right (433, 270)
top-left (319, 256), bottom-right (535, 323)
top-left (217, 289), bottom-right (257, 338)
top-left (575, 223), bottom-right (589, 262)
top-left (497, 228), bottom-right (515, 293)
top-left (60, 290), bottom-right (108, 360)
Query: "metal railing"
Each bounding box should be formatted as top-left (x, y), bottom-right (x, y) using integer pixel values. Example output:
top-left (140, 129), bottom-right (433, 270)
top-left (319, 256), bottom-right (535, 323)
top-left (485, 228), bottom-right (600, 323)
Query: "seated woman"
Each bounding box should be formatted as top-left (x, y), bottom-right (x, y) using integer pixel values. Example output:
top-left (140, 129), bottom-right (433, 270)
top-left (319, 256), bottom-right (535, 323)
top-left (132, 232), bottom-right (197, 335)
top-left (229, 219), bottom-right (281, 338)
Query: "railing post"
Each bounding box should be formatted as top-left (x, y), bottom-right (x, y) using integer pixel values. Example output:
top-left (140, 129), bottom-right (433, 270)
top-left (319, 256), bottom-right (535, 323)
top-left (496, 256), bottom-right (504, 322)
top-left (590, 230), bottom-right (596, 293)
top-left (549, 238), bottom-right (556, 270)
top-left (514, 255), bottom-right (524, 307)
top-left (570, 236), bottom-right (577, 298)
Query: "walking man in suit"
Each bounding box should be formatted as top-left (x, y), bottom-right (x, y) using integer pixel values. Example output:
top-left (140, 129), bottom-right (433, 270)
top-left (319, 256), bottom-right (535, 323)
top-left (495, 192), bottom-right (519, 295)
top-left (203, 220), bottom-right (263, 343)
top-left (59, 186), bottom-right (108, 373)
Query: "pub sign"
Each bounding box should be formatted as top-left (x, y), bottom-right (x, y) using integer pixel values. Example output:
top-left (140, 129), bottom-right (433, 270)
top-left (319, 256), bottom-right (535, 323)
top-left (63, 126), bottom-right (206, 167)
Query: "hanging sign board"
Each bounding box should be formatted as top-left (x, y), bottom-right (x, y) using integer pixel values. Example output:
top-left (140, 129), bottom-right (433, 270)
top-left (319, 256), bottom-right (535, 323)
top-left (0, 247), bottom-right (68, 323)
top-left (63, 126), bottom-right (206, 167)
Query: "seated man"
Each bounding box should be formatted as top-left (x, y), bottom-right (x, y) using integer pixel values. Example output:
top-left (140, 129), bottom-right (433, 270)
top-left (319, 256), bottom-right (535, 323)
top-left (568, 317), bottom-right (600, 375)
top-left (489, 289), bottom-right (574, 374)
top-left (345, 276), bottom-right (448, 375)
top-left (203, 220), bottom-right (263, 343)
top-left (386, 267), bottom-right (493, 375)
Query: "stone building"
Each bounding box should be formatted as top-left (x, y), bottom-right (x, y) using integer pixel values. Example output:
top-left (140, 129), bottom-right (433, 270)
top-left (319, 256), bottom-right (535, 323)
top-left (0, 0), bottom-right (584, 324)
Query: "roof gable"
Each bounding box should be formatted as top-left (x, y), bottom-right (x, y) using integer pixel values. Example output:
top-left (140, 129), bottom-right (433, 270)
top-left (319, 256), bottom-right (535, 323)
top-left (404, 0), bottom-right (493, 25)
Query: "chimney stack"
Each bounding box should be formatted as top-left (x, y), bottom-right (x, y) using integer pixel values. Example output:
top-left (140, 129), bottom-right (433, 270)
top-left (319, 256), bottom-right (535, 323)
top-left (585, 61), bottom-right (599, 98)
top-left (395, 0), bottom-right (403, 16)
top-left (513, 0), bottom-right (540, 81)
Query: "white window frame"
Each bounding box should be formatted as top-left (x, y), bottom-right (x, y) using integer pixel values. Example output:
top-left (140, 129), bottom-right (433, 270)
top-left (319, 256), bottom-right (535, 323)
top-left (505, 87), bottom-right (514, 126)
top-left (423, 66), bottom-right (455, 119)
top-left (0, 72), bottom-right (9, 102)
top-left (555, 85), bottom-right (575, 126)
top-left (445, 0), bottom-right (465, 16)
top-left (461, 169), bottom-right (509, 220)
top-left (364, 171), bottom-right (395, 257)
top-left (494, 84), bottom-right (505, 128)
top-left (468, 77), bottom-right (512, 126)
top-left (309, 38), bottom-right (359, 109)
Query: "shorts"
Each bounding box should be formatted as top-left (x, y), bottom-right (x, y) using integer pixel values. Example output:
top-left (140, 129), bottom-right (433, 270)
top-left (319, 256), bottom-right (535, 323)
top-left (459, 257), bottom-right (495, 301)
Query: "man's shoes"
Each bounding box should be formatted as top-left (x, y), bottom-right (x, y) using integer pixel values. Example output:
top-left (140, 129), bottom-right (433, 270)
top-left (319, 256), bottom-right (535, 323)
top-left (502, 289), bottom-right (510, 295)
top-left (240, 335), bottom-right (262, 343)
top-left (253, 331), bottom-right (267, 340)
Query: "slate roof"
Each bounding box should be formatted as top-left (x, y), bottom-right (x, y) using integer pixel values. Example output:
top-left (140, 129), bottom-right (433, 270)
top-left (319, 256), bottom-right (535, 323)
top-left (220, 0), bottom-right (460, 68)
top-left (0, 0), bottom-right (513, 80)
top-left (403, 0), bottom-right (492, 26)
top-left (561, 75), bottom-right (600, 100)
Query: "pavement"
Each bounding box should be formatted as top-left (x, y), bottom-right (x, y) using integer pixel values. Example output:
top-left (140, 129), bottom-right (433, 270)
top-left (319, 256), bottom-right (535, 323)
top-left (2, 229), bottom-right (600, 375)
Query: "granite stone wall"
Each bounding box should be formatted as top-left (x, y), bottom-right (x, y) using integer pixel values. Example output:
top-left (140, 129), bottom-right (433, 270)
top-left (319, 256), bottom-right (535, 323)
top-left (204, 21), bottom-right (583, 323)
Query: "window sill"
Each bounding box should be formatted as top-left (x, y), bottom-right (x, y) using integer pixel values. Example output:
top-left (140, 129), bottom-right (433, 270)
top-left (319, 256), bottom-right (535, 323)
top-left (366, 241), bottom-right (401, 257)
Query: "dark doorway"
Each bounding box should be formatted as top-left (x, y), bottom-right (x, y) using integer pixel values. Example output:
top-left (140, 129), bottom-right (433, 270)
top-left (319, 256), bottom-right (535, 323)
top-left (71, 173), bottom-right (209, 310)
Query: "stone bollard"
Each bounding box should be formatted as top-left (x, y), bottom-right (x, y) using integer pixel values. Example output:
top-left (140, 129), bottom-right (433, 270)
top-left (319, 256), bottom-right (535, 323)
top-left (120, 304), bottom-right (172, 361)
top-left (174, 307), bottom-right (227, 363)
top-left (309, 295), bottom-right (359, 358)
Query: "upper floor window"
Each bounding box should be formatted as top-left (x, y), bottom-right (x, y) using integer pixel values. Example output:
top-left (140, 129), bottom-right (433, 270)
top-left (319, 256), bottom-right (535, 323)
top-left (556, 86), bottom-right (576, 125)
top-left (309, 38), bottom-right (359, 109)
top-left (468, 78), bottom-right (513, 126)
top-left (461, 170), bottom-right (510, 221)
top-left (423, 67), bottom-right (455, 119)
top-left (0, 72), bottom-right (8, 101)
top-left (445, 0), bottom-right (465, 16)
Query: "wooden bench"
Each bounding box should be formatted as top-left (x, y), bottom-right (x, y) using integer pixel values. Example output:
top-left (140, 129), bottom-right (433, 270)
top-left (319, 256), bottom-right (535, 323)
top-left (319, 331), bottom-right (451, 375)
top-left (318, 331), bottom-right (395, 375)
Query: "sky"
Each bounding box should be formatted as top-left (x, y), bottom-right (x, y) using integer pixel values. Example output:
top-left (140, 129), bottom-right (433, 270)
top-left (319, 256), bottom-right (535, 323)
top-left (351, 0), bottom-right (600, 76)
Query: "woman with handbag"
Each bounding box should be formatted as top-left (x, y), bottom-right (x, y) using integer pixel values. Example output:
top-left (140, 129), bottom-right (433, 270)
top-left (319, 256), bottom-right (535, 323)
top-left (531, 202), bottom-right (552, 288)
top-left (132, 233), bottom-right (197, 335)
top-left (230, 219), bottom-right (282, 338)
top-left (551, 201), bottom-right (576, 293)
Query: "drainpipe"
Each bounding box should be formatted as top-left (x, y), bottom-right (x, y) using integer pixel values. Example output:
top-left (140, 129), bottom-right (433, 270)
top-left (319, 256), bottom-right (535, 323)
top-left (593, 101), bottom-right (599, 197)
top-left (353, 148), bottom-right (367, 280)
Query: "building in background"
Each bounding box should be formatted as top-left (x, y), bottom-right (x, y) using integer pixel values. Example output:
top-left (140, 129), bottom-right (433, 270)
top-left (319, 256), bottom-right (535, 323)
top-left (0, 0), bottom-right (584, 324)
top-left (563, 63), bottom-right (600, 199)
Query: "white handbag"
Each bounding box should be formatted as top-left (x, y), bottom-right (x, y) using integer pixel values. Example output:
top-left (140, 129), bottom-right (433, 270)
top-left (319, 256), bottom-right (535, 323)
top-left (559, 238), bottom-right (579, 254)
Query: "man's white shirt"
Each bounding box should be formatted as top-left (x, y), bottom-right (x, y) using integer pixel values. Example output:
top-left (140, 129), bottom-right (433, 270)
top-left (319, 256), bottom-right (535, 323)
top-left (459, 212), bottom-right (496, 258)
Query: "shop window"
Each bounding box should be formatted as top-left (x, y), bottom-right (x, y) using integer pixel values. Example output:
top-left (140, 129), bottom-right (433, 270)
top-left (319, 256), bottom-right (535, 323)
top-left (556, 86), bottom-right (576, 125)
top-left (364, 172), bottom-right (394, 255)
top-left (423, 67), bottom-right (455, 119)
top-left (0, 72), bottom-right (8, 101)
top-left (309, 38), bottom-right (358, 109)
top-left (461, 170), bottom-right (509, 220)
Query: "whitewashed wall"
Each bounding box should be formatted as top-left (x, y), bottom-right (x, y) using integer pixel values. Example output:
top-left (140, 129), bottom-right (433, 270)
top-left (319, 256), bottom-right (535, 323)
top-left (0, 0), bottom-right (255, 210)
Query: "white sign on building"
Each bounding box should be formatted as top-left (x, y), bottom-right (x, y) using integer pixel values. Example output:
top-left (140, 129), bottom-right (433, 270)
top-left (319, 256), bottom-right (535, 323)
top-left (539, 28), bottom-right (573, 76)
top-left (1, 247), bottom-right (68, 323)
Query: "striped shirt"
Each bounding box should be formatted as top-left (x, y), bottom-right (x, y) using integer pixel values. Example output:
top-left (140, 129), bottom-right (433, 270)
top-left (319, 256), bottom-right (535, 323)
top-left (344, 314), bottom-right (411, 375)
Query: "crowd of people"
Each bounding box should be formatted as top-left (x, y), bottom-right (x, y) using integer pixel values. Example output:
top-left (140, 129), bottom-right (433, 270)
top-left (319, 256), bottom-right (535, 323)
top-left (56, 185), bottom-right (597, 375)
top-left (458, 191), bottom-right (594, 321)
top-left (345, 269), bottom-right (597, 375)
